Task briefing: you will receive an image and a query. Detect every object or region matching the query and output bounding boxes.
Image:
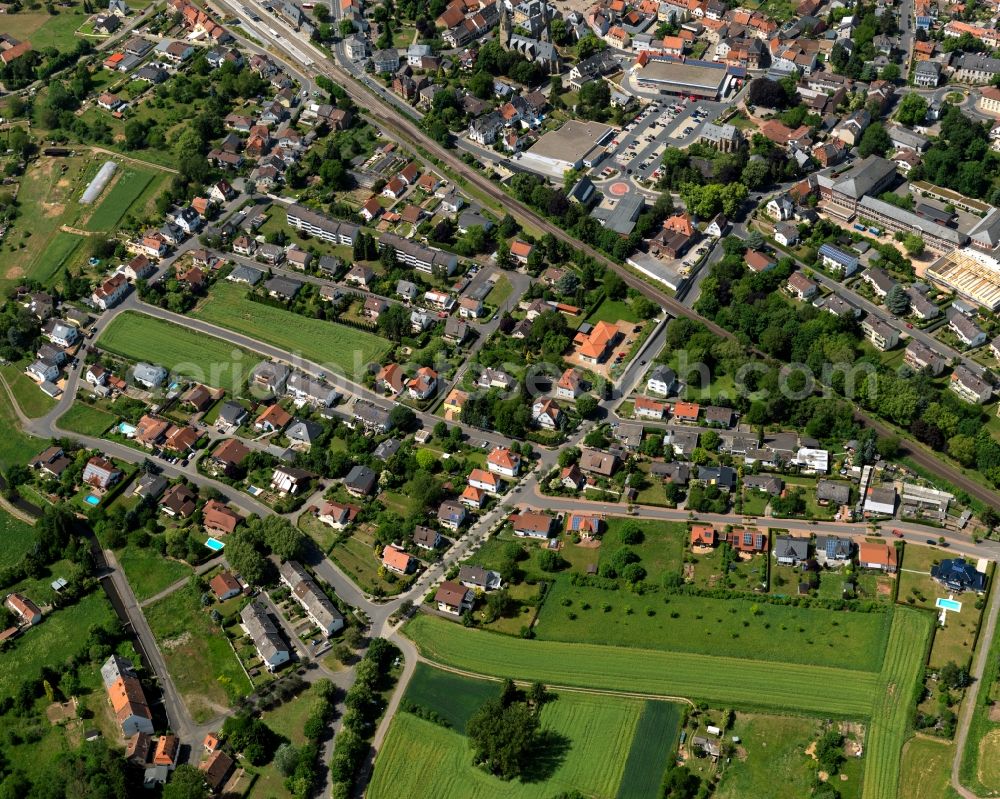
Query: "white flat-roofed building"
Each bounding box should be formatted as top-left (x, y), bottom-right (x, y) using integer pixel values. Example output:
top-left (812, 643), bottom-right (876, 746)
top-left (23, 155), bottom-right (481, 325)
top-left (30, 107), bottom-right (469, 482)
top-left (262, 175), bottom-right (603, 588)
top-left (517, 120), bottom-right (615, 180)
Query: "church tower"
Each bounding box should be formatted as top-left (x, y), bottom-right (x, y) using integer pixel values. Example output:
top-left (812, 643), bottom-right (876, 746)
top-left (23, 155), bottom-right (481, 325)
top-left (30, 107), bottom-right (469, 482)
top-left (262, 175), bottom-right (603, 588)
top-left (499, 1), bottom-right (512, 48)
top-left (539, 0), bottom-right (550, 42)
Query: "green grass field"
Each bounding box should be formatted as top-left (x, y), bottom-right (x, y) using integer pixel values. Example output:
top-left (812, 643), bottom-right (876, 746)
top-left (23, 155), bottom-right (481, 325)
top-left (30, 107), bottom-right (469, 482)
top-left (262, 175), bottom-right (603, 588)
top-left (0, 510), bottom-right (37, 569)
top-left (26, 231), bottom-right (86, 288)
top-left (192, 282), bottom-right (390, 380)
top-left (0, 389), bottom-right (45, 472)
top-left (615, 700), bottom-right (683, 799)
top-left (57, 402), bottom-right (117, 437)
top-left (0, 592), bottom-right (115, 698)
top-left (145, 584), bottom-right (252, 722)
top-left (118, 545), bottom-right (192, 603)
top-left (405, 614), bottom-right (878, 716)
top-left (0, 364), bottom-right (58, 418)
top-left (535, 580), bottom-right (892, 672)
top-left (713, 714), bottom-right (825, 799)
top-left (863, 607), bottom-right (935, 799)
top-left (900, 736), bottom-right (960, 799)
top-left (83, 168), bottom-right (156, 231)
top-left (585, 298), bottom-right (640, 325)
top-left (403, 663), bottom-right (501, 731)
top-left (98, 312), bottom-right (253, 392)
top-left (369, 689), bottom-right (653, 799)
top-left (960, 587), bottom-right (1000, 795)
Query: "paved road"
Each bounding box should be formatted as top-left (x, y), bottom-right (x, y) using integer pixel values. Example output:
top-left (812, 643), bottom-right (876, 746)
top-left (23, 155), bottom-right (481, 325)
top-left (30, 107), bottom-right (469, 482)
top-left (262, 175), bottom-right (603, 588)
top-left (526, 486), bottom-right (1000, 560)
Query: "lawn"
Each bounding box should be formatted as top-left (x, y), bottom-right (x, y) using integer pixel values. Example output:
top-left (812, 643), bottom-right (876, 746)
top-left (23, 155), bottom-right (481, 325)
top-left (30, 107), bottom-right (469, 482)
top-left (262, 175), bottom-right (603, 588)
top-left (83, 168), bottom-right (157, 231)
top-left (897, 545), bottom-right (984, 669)
top-left (535, 580), bottom-right (892, 671)
top-left (192, 282), bottom-right (390, 381)
top-left (98, 311), bottom-right (254, 392)
top-left (145, 584), bottom-right (252, 722)
top-left (117, 545), bottom-right (192, 603)
top-left (585, 298), bottom-right (640, 325)
top-left (369, 688), bottom-right (654, 799)
top-left (713, 715), bottom-right (830, 799)
top-left (0, 363), bottom-right (58, 418)
top-left (863, 607), bottom-right (935, 799)
top-left (900, 736), bottom-right (960, 799)
top-left (0, 391), bottom-right (45, 471)
top-left (0, 510), bottom-right (37, 569)
top-left (405, 614), bottom-right (879, 716)
top-left (485, 276), bottom-right (514, 310)
top-left (599, 517), bottom-right (686, 582)
top-left (57, 401), bottom-right (117, 437)
top-left (0, 592), bottom-right (116, 698)
top-left (327, 525), bottom-right (409, 596)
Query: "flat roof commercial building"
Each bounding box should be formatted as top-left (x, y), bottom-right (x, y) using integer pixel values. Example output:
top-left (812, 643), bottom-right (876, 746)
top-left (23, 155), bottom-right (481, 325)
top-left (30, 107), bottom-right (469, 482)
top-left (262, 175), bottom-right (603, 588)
top-left (633, 53), bottom-right (732, 99)
top-left (518, 120), bottom-right (615, 180)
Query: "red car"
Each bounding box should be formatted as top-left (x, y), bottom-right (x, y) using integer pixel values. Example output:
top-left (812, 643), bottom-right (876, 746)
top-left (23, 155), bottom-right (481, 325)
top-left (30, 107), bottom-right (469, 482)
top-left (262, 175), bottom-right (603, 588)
top-left (892, 529), bottom-right (904, 538)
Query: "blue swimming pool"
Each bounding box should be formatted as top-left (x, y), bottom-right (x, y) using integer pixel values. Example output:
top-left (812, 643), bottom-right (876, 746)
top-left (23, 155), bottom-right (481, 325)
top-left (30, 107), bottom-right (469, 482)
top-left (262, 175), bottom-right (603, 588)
top-left (118, 422), bottom-right (137, 436)
top-left (84, 495), bottom-right (100, 506)
top-left (205, 537), bottom-right (225, 552)
top-left (936, 597), bottom-right (962, 612)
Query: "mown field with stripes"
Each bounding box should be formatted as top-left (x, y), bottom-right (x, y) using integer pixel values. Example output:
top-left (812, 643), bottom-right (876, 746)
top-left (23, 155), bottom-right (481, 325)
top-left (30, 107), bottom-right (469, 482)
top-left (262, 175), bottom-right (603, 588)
top-left (405, 614), bottom-right (879, 717)
top-left (862, 607), bottom-right (935, 799)
top-left (406, 608), bottom-right (935, 799)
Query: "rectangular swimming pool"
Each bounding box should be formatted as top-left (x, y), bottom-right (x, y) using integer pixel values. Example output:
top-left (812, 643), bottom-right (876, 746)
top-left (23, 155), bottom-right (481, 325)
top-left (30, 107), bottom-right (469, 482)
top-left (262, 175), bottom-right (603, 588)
top-left (84, 495), bottom-right (100, 506)
top-left (205, 537), bottom-right (225, 552)
top-left (936, 597), bottom-right (962, 612)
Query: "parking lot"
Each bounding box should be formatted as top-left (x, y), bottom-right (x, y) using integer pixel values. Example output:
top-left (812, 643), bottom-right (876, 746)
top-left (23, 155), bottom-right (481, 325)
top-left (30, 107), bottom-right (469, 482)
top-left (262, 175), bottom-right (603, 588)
top-left (602, 97), bottom-right (728, 184)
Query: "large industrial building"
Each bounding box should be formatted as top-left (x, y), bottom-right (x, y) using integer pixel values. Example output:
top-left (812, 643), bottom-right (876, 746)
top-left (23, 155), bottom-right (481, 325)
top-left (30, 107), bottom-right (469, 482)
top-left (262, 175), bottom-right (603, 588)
top-left (926, 248), bottom-right (1000, 311)
top-left (518, 119), bottom-right (615, 180)
top-left (633, 53), bottom-right (735, 99)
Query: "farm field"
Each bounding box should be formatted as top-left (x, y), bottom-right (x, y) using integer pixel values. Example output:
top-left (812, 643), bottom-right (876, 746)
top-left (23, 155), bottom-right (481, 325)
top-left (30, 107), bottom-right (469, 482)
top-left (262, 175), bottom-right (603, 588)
top-left (862, 607), bottom-right (934, 799)
top-left (57, 401), bottom-right (117, 437)
top-left (369, 681), bottom-right (662, 799)
top-left (0, 511), bottom-right (38, 569)
top-left (145, 584), bottom-right (252, 722)
top-left (404, 614), bottom-right (878, 716)
top-left (403, 663), bottom-right (502, 730)
top-left (0, 10), bottom-right (90, 50)
top-left (0, 592), bottom-right (116, 698)
top-left (117, 545), bottom-right (192, 603)
top-left (535, 579), bottom-right (892, 671)
top-left (28, 232), bottom-right (87, 289)
top-left (83, 168), bottom-right (158, 231)
top-left (192, 282), bottom-right (390, 380)
top-left (900, 737), bottom-right (960, 799)
top-left (98, 312), bottom-right (254, 391)
top-left (615, 700), bottom-right (683, 799)
top-left (0, 154), bottom-right (166, 291)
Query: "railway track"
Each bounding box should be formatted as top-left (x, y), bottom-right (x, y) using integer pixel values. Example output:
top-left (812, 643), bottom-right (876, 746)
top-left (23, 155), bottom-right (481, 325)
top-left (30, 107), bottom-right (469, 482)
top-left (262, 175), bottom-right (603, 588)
top-left (218, 10), bottom-right (1000, 511)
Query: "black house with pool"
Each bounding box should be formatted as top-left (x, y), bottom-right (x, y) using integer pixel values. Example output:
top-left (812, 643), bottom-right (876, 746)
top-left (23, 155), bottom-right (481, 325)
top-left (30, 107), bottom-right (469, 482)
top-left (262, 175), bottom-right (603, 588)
top-left (931, 559), bottom-right (987, 594)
